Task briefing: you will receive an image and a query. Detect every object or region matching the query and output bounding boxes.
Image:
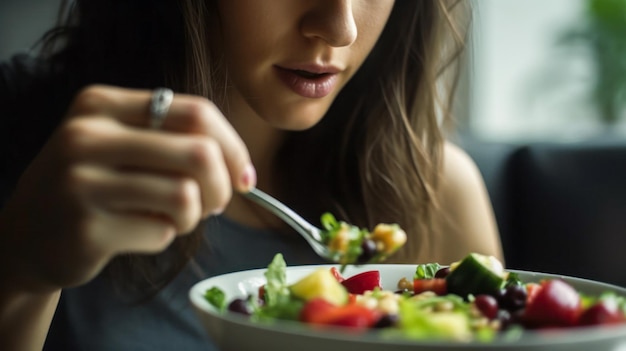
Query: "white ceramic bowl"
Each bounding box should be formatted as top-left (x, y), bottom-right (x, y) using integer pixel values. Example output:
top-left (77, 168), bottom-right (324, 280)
top-left (189, 264), bottom-right (626, 351)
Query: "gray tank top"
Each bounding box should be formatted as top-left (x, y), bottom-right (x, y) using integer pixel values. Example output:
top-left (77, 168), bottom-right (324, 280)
top-left (43, 215), bottom-right (325, 351)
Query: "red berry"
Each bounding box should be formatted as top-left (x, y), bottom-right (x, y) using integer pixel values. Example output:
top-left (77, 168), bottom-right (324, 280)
top-left (578, 300), bottom-right (626, 326)
top-left (341, 271), bottom-right (381, 295)
top-left (523, 279), bottom-right (582, 328)
top-left (474, 294), bottom-right (499, 319)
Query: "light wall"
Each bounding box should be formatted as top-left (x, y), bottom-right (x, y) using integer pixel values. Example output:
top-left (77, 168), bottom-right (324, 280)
top-left (468, 0), bottom-right (626, 142)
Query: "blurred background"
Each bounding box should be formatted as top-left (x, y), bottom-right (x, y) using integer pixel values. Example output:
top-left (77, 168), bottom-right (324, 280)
top-left (2, 0), bottom-right (626, 285)
top-left (467, 0), bottom-right (626, 142)
top-left (0, 0), bottom-right (61, 61)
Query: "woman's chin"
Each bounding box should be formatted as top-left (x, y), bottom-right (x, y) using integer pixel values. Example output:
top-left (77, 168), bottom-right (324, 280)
top-left (261, 108), bottom-right (327, 131)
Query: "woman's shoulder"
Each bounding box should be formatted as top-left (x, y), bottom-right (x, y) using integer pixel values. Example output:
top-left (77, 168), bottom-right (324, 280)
top-left (438, 141), bottom-right (490, 228)
top-left (436, 141), bottom-right (503, 263)
top-left (440, 141), bottom-right (484, 191)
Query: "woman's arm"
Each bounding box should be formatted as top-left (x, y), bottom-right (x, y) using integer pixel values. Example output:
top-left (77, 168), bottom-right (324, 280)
top-left (0, 288), bottom-right (60, 351)
top-left (435, 142), bottom-right (503, 264)
top-left (0, 85), bottom-right (256, 349)
top-left (0, 202), bottom-right (60, 351)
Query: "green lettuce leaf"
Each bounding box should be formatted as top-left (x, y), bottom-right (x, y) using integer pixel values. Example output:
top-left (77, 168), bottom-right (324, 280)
top-left (204, 286), bottom-right (227, 312)
top-left (263, 253), bottom-right (290, 308)
top-left (414, 263), bottom-right (442, 280)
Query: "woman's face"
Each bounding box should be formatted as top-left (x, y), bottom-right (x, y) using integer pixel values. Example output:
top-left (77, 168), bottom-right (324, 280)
top-left (215, 0), bottom-right (395, 130)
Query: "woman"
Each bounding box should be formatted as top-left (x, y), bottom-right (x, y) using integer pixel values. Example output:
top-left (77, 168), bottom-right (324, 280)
top-left (0, 0), bottom-right (501, 350)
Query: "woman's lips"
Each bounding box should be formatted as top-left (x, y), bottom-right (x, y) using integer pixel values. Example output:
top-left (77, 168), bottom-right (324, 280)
top-left (274, 66), bottom-right (339, 99)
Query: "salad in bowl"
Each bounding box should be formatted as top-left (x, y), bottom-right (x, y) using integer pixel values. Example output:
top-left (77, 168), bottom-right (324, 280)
top-left (189, 253), bottom-right (626, 351)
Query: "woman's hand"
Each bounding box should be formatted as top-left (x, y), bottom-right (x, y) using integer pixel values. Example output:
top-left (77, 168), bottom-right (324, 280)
top-left (0, 85), bottom-right (255, 292)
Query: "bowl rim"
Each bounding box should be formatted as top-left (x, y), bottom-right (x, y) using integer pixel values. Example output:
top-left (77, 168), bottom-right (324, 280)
top-left (189, 264), bottom-right (626, 347)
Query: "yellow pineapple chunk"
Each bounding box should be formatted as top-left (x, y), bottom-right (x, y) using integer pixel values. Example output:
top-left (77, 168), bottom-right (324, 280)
top-left (370, 223), bottom-right (407, 254)
top-left (289, 268), bottom-right (348, 306)
top-left (328, 226), bottom-right (350, 254)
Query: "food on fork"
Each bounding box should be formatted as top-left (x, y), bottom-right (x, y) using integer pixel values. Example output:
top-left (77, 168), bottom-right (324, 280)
top-left (319, 213), bottom-right (407, 266)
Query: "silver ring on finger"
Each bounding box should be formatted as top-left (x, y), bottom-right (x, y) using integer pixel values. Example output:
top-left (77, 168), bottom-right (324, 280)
top-left (149, 87), bottom-right (174, 129)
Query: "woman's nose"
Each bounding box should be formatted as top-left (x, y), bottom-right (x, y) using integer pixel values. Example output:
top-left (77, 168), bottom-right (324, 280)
top-left (300, 0), bottom-right (358, 47)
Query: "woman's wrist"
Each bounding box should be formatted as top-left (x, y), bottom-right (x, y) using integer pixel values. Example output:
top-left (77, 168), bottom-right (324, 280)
top-left (0, 197), bottom-right (61, 295)
top-left (0, 287), bottom-right (61, 351)
top-left (0, 215), bottom-right (62, 350)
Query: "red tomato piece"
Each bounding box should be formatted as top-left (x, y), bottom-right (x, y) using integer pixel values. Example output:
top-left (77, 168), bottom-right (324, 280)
top-left (523, 279), bottom-right (582, 328)
top-left (330, 267), bottom-right (345, 283)
top-left (341, 271), bottom-right (382, 295)
top-left (525, 282), bottom-right (541, 306)
top-left (348, 293), bottom-right (358, 305)
top-left (413, 278), bottom-right (447, 295)
top-left (578, 300), bottom-right (626, 326)
top-left (299, 298), bottom-right (379, 330)
top-left (300, 298), bottom-right (338, 324)
top-left (327, 305), bottom-right (379, 329)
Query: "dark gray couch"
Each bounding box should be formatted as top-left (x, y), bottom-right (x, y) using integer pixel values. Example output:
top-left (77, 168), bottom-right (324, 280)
top-left (463, 138), bottom-right (626, 287)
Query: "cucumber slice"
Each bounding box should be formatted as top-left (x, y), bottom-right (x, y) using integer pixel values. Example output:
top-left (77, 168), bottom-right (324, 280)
top-left (445, 253), bottom-right (505, 298)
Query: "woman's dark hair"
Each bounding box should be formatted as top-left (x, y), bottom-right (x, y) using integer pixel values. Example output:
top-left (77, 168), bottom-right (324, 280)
top-left (37, 0), bottom-right (471, 297)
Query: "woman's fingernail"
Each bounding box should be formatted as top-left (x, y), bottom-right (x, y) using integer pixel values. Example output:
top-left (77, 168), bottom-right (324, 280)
top-left (241, 164), bottom-right (257, 191)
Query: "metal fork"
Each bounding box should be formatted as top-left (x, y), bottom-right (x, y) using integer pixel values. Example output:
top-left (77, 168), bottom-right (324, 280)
top-left (243, 187), bottom-right (335, 261)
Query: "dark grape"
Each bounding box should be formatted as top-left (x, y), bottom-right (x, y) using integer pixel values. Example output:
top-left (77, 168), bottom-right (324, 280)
top-left (373, 314), bottom-right (399, 328)
top-left (357, 238), bottom-right (378, 263)
top-left (500, 285), bottom-right (527, 311)
top-left (494, 288), bottom-right (506, 302)
top-left (434, 267), bottom-right (451, 279)
top-left (509, 308), bottom-right (525, 326)
top-left (497, 309), bottom-right (512, 329)
top-left (228, 298), bottom-right (253, 316)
